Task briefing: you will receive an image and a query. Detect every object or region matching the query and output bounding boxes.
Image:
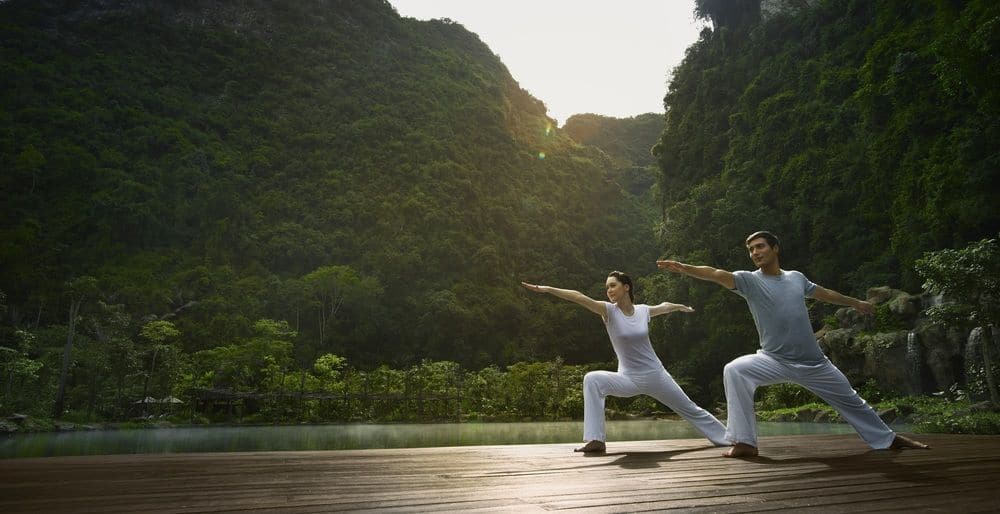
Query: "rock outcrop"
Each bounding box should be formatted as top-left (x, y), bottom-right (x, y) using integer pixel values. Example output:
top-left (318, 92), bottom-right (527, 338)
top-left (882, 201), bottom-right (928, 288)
top-left (818, 286), bottom-right (996, 397)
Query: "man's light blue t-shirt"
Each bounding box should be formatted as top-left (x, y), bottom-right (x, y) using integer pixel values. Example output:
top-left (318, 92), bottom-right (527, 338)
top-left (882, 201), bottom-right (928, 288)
top-left (731, 269), bottom-right (824, 364)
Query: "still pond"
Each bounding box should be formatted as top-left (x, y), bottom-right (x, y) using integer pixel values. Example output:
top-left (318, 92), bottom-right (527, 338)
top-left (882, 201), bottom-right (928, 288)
top-left (2, 420), bottom-right (903, 458)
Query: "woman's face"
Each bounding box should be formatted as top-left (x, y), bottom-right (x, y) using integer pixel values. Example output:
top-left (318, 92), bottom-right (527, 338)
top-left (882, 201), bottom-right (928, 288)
top-left (605, 277), bottom-right (629, 304)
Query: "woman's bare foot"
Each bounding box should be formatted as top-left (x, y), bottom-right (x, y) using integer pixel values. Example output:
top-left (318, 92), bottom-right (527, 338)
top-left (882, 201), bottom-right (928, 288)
top-left (574, 440), bottom-right (606, 453)
top-left (889, 434), bottom-right (930, 450)
top-left (723, 442), bottom-right (758, 458)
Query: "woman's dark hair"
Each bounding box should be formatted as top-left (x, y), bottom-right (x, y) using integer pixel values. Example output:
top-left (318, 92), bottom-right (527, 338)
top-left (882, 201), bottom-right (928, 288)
top-left (607, 271), bottom-right (635, 303)
top-left (745, 230), bottom-right (780, 249)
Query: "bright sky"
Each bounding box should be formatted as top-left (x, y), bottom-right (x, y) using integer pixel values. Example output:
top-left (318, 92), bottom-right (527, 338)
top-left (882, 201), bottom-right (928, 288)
top-left (389, 1), bottom-right (706, 126)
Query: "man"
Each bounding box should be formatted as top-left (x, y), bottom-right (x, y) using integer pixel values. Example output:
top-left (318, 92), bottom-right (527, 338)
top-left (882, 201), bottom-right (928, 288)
top-left (657, 230), bottom-right (929, 457)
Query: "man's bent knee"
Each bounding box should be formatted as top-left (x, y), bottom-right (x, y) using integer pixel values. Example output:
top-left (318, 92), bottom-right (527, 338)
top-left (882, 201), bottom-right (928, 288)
top-left (723, 359), bottom-right (749, 380)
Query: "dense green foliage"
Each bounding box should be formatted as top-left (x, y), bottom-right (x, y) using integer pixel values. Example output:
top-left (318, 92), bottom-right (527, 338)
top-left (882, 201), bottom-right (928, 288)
top-left (915, 235), bottom-right (1000, 404)
top-left (649, 0), bottom-right (1000, 402)
top-left (915, 235), bottom-right (1000, 328)
top-left (563, 113), bottom-right (663, 197)
top-left (0, 0), bottom-right (659, 381)
top-left (3, 352), bottom-right (669, 425)
top-left (2, 0), bottom-right (999, 425)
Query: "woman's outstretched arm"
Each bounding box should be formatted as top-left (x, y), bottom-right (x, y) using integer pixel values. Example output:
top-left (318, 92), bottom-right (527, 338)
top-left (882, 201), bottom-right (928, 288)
top-left (520, 281), bottom-right (606, 317)
top-left (648, 302), bottom-right (695, 318)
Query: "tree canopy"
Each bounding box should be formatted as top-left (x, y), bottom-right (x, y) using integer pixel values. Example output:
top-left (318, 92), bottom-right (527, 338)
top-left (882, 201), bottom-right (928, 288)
top-left (649, 0), bottom-right (1000, 399)
top-left (0, 0), bottom-right (659, 375)
top-left (1, 0), bottom-right (997, 420)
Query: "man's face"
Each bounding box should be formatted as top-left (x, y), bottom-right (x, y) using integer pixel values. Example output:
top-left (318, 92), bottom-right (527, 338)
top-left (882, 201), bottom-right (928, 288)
top-left (746, 237), bottom-right (778, 268)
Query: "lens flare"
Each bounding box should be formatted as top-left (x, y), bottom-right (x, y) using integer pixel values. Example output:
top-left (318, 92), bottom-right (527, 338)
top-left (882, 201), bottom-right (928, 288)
top-left (538, 152), bottom-right (546, 160)
top-left (544, 123), bottom-right (552, 136)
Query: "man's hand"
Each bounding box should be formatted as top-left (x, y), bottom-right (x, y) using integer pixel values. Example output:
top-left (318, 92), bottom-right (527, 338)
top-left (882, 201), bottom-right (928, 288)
top-left (811, 286), bottom-right (876, 315)
top-left (656, 260), bottom-right (687, 274)
top-left (854, 300), bottom-right (875, 316)
top-left (657, 260), bottom-right (735, 289)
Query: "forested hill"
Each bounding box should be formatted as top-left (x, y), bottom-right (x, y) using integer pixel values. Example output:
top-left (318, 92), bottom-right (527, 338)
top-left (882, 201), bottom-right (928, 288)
top-left (0, 0), bottom-right (660, 369)
top-left (563, 113), bottom-right (664, 198)
top-left (656, 0), bottom-right (999, 289)
top-left (640, 0), bottom-right (1000, 401)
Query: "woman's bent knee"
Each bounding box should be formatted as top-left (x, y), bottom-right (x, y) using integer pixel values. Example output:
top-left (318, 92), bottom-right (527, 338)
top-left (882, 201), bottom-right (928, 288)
top-left (583, 371), bottom-right (603, 390)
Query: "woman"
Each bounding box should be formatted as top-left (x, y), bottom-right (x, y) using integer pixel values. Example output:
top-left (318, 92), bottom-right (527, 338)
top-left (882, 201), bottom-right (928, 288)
top-left (521, 271), bottom-right (727, 453)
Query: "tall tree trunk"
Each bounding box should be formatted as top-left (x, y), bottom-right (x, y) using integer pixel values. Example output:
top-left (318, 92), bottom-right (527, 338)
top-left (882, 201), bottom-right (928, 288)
top-left (982, 325), bottom-right (999, 406)
top-left (116, 374), bottom-right (124, 418)
top-left (34, 299), bottom-right (43, 329)
top-left (87, 372), bottom-right (98, 418)
top-left (52, 299), bottom-right (81, 418)
top-left (5, 368), bottom-right (14, 407)
top-left (141, 347), bottom-right (160, 417)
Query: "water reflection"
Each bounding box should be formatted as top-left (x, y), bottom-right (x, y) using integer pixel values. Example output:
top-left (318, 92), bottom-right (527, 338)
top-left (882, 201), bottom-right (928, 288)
top-left (1, 420), bottom-right (901, 458)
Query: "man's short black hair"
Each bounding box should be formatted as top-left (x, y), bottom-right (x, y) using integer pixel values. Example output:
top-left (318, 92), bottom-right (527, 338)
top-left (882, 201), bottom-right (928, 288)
top-left (745, 230), bottom-right (780, 248)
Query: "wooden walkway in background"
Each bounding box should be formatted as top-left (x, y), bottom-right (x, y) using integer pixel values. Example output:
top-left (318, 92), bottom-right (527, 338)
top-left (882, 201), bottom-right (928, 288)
top-left (1, 433), bottom-right (998, 513)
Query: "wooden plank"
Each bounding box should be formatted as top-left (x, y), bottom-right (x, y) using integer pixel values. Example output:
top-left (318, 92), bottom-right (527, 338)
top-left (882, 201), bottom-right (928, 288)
top-left (0, 434), bottom-right (997, 513)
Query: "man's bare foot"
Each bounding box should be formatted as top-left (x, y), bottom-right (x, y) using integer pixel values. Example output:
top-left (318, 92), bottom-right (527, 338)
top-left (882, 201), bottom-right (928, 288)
top-left (889, 434), bottom-right (930, 450)
top-left (723, 442), bottom-right (758, 458)
top-left (574, 440), bottom-right (606, 453)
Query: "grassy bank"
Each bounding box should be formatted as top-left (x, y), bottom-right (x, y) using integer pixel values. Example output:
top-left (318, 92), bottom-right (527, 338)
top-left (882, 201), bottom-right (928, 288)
top-left (756, 385), bottom-right (1000, 435)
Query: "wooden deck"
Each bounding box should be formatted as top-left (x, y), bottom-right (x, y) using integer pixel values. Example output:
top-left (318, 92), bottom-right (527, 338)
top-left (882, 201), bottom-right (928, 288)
top-left (1, 433), bottom-right (998, 513)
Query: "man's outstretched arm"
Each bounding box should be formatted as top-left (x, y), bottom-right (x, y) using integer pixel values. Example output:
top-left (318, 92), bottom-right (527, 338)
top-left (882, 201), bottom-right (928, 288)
top-left (809, 286), bottom-right (875, 315)
top-left (657, 260), bottom-right (736, 290)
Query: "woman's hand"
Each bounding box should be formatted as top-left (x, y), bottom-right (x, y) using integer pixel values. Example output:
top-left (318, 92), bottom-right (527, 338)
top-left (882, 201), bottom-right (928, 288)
top-left (521, 281), bottom-right (606, 317)
top-left (649, 302), bottom-right (695, 317)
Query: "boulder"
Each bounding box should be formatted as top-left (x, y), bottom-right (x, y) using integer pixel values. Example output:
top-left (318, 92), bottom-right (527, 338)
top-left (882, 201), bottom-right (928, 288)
top-left (877, 407), bottom-right (899, 424)
top-left (771, 412), bottom-right (795, 422)
top-left (835, 307), bottom-right (869, 330)
top-left (819, 328), bottom-right (866, 383)
top-left (860, 331), bottom-right (922, 395)
top-left (794, 408), bottom-right (821, 422)
top-left (866, 286), bottom-right (897, 305)
top-left (887, 292), bottom-right (921, 320)
top-left (947, 401), bottom-right (998, 416)
top-left (912, 320), bottom-right (964, 392)
top-left (964, 326), bottom-right (1000, 401)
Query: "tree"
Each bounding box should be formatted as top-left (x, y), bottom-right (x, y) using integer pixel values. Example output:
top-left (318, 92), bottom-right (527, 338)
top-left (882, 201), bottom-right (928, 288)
top-left (194, 319), bottom-right (296, 393)
top-left (85, 301), bottom-right (138, 418)
top-left (915, 235), bottom-right (1000, 405)
top-left (1, 330), bottom-right (43, 414)
top-left (138, 319), bottom-right (181, 413)
top-left (694, 0), bottom-right (761, 29)
top-left (53, 276), bottom-right (98, 418)
top-left (301, 265), bottom-right (381, 356)
top-left (312, 353), bottom-right (347, 393)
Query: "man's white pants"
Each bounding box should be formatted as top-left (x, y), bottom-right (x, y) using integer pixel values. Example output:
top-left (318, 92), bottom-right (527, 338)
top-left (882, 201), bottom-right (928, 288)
top-left (723, 351), bottom-right (896, 449)
top-left (583, 368), bottom-right (728, 445)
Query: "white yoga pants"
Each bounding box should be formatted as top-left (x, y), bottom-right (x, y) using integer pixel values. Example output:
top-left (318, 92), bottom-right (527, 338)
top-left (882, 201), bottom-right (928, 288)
top-left (583, 368), bottom-right (728, 445)
top-left (723, 351), bottom-right (896, 449)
